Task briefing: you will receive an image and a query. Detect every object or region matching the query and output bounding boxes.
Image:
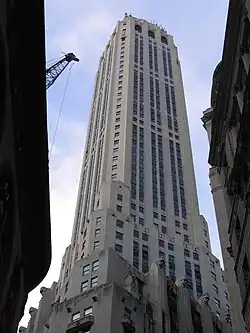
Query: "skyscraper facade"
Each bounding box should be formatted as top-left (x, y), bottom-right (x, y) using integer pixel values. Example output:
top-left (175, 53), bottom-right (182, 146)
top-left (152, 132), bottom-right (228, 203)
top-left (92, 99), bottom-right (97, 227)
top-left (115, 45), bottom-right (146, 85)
top-left (23, 15), bottom-right (233, 333)
top-left (64, 14), bottom-right (228, 312)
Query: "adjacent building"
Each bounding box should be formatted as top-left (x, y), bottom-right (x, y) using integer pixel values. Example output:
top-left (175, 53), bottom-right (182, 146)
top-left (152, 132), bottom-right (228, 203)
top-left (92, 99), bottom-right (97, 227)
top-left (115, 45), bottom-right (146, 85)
top-left (24, 14), bottom-right (232, 332)
top-left (202, 0), bottom-right (250, 331)
top-left (0, 0), bottom-right (51, 332)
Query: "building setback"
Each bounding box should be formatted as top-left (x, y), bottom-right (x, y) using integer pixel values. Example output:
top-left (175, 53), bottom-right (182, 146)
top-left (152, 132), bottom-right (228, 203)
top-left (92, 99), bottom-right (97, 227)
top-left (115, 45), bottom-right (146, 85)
top-left (23, 15), bottom-right (233, 332)
top-left (21, 248), bottom-right (232, 333)
top-left (203, 0), bottom-right (250, 332)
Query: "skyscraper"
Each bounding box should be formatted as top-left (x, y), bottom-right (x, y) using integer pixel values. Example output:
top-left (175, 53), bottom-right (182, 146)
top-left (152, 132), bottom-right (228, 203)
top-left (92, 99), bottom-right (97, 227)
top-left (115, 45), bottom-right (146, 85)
top-left (67, 14), bottom-right (227, 311)
top-left (23, 15), bottom-right (233, 333)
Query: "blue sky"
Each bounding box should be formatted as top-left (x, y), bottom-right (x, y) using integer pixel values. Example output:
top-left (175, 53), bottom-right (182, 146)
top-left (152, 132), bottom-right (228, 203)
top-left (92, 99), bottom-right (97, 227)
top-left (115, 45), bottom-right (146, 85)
top-left (19, 0), bottom-right (229, 327)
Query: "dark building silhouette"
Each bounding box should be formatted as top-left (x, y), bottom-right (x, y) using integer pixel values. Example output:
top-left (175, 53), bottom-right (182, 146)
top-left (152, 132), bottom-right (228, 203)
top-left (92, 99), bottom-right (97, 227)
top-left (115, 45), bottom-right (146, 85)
top-left (0, 0), bottom-right (51, 332)
top-left (206, 0), bottom-right (250, 331)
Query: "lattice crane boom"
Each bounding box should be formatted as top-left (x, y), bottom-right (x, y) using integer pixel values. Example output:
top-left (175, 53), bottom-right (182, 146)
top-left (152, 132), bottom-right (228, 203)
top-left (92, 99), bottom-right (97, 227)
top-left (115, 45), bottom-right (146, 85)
top-left (46, 53), bottom-right (79, 90)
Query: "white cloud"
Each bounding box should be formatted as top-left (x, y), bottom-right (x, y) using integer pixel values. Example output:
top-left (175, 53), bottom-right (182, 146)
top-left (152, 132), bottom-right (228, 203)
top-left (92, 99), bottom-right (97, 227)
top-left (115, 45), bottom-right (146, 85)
top-left (48, 9), bottom-right (117, 73)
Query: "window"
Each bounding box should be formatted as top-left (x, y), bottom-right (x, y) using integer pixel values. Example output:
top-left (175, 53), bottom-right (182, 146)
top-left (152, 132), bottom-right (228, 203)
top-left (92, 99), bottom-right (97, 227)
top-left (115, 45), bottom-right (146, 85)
top-left (148, 30), bottom-right (155, 38)
top-left (92, 260), bottom-right (99, 272)
top-left (134, 229), bottom-right (139, 238)
top-left (216, 312), bottom-right (220, 318)
top-left (116, 219), bottom-right (124, 228)
top-left (224, 291), bottom-right (228, 300)
top-left (162, 226), bottom-right (167, 234)
top-left (115, 124), bottom-right (120, 130)
top-left (193, 252), bottom-right (199, 261)
top-left (139, 206), bottom-right (144, 213)
top-left (183, 223), bottom-right (188, 230)
top-left (114, 132), bottom-right (119, 138)
top-left (115, 243), bottom-right (123, 253)
top-left (226, 304), bottom-right (230, 312)
top-left (96, 217), bottom-right (101, 224)
top-left (114, 139), bottom-right (119, 145)
top-left (81, 280), bottom-right (88, 292)
top-left (131, 214), bottom-right (136, 222)
top-left (168, 243), bottom-right (174, 251)
top-left (117, 193), bottom-right (123, 201)
top-left (113, 147), bottom-right (119, 153)
top-left (94, 240), bottom-right (99, 249)
top-left (159, 251), bottom-right (165, 258)
top-left (204, 229), bottom-right (207, 237)
top-left (214, 297), bottom-right (220, 308)
top-left (213, 284), bottom-right (218, 294)
top-left (142, 233), bottom-right (148, 241)
top-left (153, 211), bottom-right (158, 219)
top-left (116, 117), bottom-right (120, 123)
top-left (83, 264), bottom-right (90, 276)
top-left (135, 24), bottom-right (142, 33)
top-left (184, 235), bottom-right (189, 242)
top-left (116, 231), bottom-right (123, 240)
top-left (243, 255), bottom-right (250, 288)
top-left (112, 173), bottom-right (117, 179)
top-left (113, 156), bottom-right (118, 162)
top-left (131, 203), bottom-right (136, 210)
top-left (95, 229), bottom-right (100, 237)
top-left (139, 217), bottom-right (144, 225)
top-left (161, 36), bottom-right (168, 44)
top-left (184, 249), bottom-right (190, 257)
top-left (205, 240), bottom-right (209, 248)
top-left (211, 271), bottom-right (217, 281)
top-left (91, 276), bottom-right (98, 287)
top-left (175, 220), bottom-right (180, 228)
top-left (117, 205), bottom-right (122, 212)
top-left (72, 312), bottom-right (80, 322)
top-left (210, 260), bottom-right (215, 268)
top-left (159, 239), bottom-right (164, 247)
top-left (84, 306), bottom-right (93, 316)
top-left (161, 215), bottom-right (166, 222)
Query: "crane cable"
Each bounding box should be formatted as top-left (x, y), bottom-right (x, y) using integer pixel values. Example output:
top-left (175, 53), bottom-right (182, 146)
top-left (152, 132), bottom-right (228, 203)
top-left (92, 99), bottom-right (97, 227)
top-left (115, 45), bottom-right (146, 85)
top-left (49, 62), bottom-right (74, 161)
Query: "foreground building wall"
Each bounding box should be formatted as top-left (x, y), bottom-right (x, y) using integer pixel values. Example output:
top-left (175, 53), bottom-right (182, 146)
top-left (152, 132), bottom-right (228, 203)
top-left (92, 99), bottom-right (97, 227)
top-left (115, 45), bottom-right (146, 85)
top-left (202, 107), bottom-right (246, 333)
top-left (22, 248), bottom-right (232, 333)
top-left (204, 0), bottom-right (250, 331)
top-left (0, 0), bottom-right (51, 332)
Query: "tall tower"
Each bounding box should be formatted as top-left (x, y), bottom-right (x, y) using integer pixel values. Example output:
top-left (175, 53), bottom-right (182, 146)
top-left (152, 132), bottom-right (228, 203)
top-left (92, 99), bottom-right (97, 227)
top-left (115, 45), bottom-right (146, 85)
top-left (23, 16), bottom-right (233, 333)
top-left (64, 15), bottom-right (228, 313)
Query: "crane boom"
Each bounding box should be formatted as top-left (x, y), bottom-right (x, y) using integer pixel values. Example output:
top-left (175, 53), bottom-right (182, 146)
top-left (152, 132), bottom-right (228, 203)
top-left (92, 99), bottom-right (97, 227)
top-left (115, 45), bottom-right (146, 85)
top-left (46, 53), bottom-right (79, 90)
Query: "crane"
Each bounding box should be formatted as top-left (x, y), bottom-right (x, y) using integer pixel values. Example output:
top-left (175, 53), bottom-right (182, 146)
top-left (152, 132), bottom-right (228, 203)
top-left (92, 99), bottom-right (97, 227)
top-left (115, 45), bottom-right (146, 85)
top-left (46, 52), bottom-right (79, 90)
